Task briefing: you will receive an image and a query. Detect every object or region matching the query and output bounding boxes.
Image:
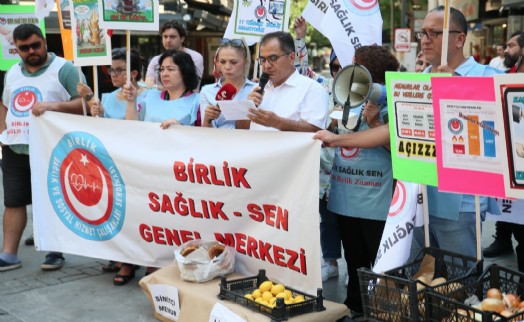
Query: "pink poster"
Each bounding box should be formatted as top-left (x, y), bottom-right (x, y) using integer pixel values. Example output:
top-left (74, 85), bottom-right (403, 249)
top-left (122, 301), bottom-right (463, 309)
top-left (432, 76), bottom-right (505, 198)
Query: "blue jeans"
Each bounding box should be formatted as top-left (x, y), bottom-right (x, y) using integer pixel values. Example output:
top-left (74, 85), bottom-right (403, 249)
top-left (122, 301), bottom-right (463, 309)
top-left (319, 197), bottom-right (341, 261)
top-left (410, 212), bottom-right (483, 261)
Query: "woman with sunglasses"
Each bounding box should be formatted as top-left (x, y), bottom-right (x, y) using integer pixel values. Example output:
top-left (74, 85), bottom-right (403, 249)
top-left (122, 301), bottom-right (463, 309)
top-left (124, 49), bottom-right (199, 127)
top-left (200, 38), bottom-right (256, 128)
top-left (78, 48), bottom-right (148, 119)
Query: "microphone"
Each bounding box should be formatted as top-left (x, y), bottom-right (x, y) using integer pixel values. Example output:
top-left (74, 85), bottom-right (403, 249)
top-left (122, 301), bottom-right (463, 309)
top-left (215, 83), bottom-right (237, 101)
top-left (256, 73), bottom-right (270, 95)
top-left (209, 83), bottom-right (237, 124)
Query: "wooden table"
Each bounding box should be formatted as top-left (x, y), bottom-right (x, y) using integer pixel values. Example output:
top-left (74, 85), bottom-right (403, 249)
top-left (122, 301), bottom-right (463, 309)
top-left (140, 263), bottom-right (349, 322)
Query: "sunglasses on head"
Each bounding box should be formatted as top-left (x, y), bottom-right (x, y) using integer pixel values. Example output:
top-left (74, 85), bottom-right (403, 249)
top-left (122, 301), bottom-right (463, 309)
top-left (220, 38), bottom-right (244, 47)
top-left (17, 41), bottom-right (42, 53)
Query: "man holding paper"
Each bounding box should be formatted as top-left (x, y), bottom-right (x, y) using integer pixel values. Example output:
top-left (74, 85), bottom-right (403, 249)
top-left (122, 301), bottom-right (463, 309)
top-left (237, 32), bottom-right (328, 132)
top-left (410, 6), bottom-right (502, 260)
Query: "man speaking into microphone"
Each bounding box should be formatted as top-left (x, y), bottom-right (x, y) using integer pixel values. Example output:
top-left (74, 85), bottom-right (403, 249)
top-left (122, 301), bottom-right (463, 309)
top-left (237, 32), bottom-right (329, 132)
top-left (200, 38), bottom-right (256, 128)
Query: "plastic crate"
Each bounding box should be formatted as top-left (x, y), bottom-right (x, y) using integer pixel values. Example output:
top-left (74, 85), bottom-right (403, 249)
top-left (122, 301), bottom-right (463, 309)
top-left (217, 269), bottom-right (325, 322)
top-left (358, 247), bottom-right (483, 322)
top-left (425, 264), bottom-right (524, 322)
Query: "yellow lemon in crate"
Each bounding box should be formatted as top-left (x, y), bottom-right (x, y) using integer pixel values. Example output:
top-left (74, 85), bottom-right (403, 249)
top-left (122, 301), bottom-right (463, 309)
top-left (259, 281), bottom-right (273, 293)
top-left (283, 290), bottom-right (293, 299)
top-left (271, 284), bottom-right (285, 296)
top-left (269, 297), bottom-right (277, 305)
top-left (262, 291), bottom-right (273, 301)
top-left (284, 298), bottom-right (294, 305)
top-left (252, 289), bottom-right (262, 299)
top-left (255, 297), bottom-right (264, 303)
top-left (294, 295), bottom-right (305, 303)
top-left (245, 294), bottom-right (254, 301)
top-left (275, 292), bottom-right (287, 299)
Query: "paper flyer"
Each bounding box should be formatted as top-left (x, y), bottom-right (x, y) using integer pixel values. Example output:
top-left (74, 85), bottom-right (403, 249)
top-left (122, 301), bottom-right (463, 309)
top-left (432, 76), bottom-right (505, 198)
top-left (223, 0), bottom-right (291, 45)
top-left (494, 74), bottom-right (524, 198)
top-left (386, 72), bottom-right (448, 186)
top-left (0, 5), bottom-right (44, 71)
top-left (98, 0), bottom-right (159, 31)
top-left (69, 0), bottom-right (111, 66)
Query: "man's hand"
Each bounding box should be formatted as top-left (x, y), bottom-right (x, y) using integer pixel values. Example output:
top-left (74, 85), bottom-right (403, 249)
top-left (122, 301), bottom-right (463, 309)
top-left (89, 99), bottom-right (104, 117)
top-left (247, 107), bottom-right (280, 129)
top-left (313, 130), bottom-right (338, 147)
top-left (294, 17), bottom-right (307, 39)
top-left (77, 82), bottom-right (93, 99)
top-left (32, 102), bottom-right (56, 116)
top-left (436, 64), bottom-right (455, 74)
top-left (362, 101), bottom-right (382, 128)
top-left (248, 87), bottom-right (263, 107)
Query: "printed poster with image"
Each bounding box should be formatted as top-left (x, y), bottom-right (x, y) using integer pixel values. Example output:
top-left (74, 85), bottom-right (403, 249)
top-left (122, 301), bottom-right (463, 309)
top-left (98, 0), bottom-right (159, 31)
top-left (386, 72), bottom-right (449, 186)
top-left (494, 74), bottom-right (524, 199)
top-left (0, 5), bottom-right (44, 70)
top-left (432, 76), bottom-right (505, 198)
top-left (224, 0), bottom-right (291, 45)
top-left (57, 0), bottom-right (74, 60)
top-left (69, 0), bottom-right (111, 66)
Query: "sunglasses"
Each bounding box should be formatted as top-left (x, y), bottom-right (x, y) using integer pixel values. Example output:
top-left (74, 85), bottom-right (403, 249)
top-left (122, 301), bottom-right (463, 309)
top-left (220, 38), bottom-right (244, 47)
top-left (17, 41), bottom-right (42, 53)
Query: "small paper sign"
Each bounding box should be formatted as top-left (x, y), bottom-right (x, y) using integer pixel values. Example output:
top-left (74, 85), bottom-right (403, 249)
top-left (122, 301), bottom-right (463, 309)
top-left (148, 284), bottom-right (181, 321)
top-left (209, 302), bottom-right (247, 322)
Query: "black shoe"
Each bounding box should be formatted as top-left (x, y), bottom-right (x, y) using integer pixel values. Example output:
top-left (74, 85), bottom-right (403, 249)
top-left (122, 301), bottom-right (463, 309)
top-left (483, 237), bottom-right (513, 258)
top-left (24, 236), bottom-right (34, 246)
top-left (41, 253), bottom-right (65, 271)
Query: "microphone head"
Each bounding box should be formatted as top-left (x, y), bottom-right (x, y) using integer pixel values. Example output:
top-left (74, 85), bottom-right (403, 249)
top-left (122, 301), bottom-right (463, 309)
top-left (215, 83), bottom-right (237, 101)
top-left (257, 73), bottom-right (270, 94)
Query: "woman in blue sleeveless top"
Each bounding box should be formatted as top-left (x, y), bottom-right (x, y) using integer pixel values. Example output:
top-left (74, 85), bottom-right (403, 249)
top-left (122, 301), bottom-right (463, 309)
top-left (316, 45), bottom-right (400, 317)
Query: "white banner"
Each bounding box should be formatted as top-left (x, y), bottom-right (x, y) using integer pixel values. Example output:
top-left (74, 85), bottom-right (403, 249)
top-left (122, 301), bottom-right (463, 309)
top-left (223, 0), bottom-right (292, 46)
top-left (29, 112), bottom-right (321, 294)
top-left (301, 0), bottom-right (382, 67)
top-left (373, 181), bottom-right (423, 273)
top-left (486, 199), bottom-right (524, 225)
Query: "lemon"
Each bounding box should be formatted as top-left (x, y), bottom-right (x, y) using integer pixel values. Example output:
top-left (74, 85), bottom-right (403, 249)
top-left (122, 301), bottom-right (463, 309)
top-left (255, 297), bottom-right (264, 303)
top-left (276, 292), bottom-right (287, 299)
top-left (294, 295), bottom-right (305, 303)
top-left (262, 291), bottom-right (273, 301)
top-left (283, 290), bottom-right (293, 299)
top-left (271, 284), bottom-right (285, 296)
top-left (259, 281), bottom-right (274, 293)
top-left (260, 300), bottom-right (270, 306)
top-left (284, 298), bottom-right (294, 305)
top-left (252, 289), bottom-right (262, 299)
top-left (269, 297), bottom-right (277, 305)
top-left (245, 294), bottom-right (254, 300)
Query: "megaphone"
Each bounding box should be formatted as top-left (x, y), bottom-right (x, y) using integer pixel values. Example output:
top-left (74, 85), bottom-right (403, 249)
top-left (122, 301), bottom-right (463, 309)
top-left (332, 64), bottom-right (387, 129)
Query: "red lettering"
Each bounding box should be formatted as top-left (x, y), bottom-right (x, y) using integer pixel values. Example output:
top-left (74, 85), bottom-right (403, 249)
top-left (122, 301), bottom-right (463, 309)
top-left (153, 226), bottom-right (166, 245)
top-left (161, 194), bottom-right (174, 214)
top-left (139, 224), bottom-right (153, 242)
top-left (173, 161), bottom-right (187, 181)
top-left (273, 245), bottom-right (286, 267)
top-left (149, 192), bottom-right (160, 211)
top-left (235, 232), bottom-right (246, 255)
top-left (247, 203), bottom-right (264, 222)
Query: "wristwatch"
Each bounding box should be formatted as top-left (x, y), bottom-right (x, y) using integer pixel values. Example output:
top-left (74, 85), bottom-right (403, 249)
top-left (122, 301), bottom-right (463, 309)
top-left (84, 93), bottom-right (94, 102)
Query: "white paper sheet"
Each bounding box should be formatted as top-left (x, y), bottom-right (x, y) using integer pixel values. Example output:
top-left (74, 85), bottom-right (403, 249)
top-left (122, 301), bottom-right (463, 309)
top-left (217, 99), bottom-right (256, 121)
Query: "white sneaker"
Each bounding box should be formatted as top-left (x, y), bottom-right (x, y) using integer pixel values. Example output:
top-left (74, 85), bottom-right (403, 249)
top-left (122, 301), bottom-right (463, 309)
top-left (321, 262), bottom-right (339, 281)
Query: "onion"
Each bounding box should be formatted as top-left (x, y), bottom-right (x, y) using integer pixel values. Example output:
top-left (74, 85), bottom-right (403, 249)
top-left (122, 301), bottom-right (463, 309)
top-left (505, 293), bottom-right (521, 308)
top-left (481, 298), bottom-right (505, 313)
top-left (486, 288), bottom-right (503, 300)
top-left (500, 309), bottom-right (515, 318)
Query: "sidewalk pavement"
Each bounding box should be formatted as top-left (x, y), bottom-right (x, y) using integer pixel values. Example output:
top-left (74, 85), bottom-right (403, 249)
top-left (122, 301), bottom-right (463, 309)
top-left (0, 190), bottom-right (519, 320)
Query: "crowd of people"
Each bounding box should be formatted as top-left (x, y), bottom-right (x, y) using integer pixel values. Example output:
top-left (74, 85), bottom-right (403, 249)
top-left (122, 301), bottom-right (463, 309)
top-left (1, 6), bottom-right (524, 320)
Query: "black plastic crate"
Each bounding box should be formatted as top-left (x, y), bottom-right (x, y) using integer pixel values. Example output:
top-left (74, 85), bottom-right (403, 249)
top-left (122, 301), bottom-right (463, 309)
top-left (426, 264), bottom-right (524, 322)
top-left (358, 247), bottom-right (482, 322)
top-left (217, 269), bottom-right (325, 322)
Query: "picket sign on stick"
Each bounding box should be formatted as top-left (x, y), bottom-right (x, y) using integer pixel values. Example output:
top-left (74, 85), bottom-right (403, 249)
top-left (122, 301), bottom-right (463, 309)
top-left (93, 66), bottom-right (98, 98)
top-left (126, 30), bottom-right (131, 84)
top-left (440, 0), bottom-right (451, 66)
top-left (252, 43), bottom-right (260, 80)
top-left (422, 184), bottom-right (430, 247)
top-left (475, 195), bottom-right (481, 261)
top-left (78, 67), bottom-right (87, 116)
